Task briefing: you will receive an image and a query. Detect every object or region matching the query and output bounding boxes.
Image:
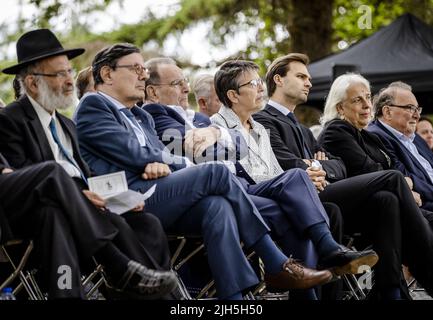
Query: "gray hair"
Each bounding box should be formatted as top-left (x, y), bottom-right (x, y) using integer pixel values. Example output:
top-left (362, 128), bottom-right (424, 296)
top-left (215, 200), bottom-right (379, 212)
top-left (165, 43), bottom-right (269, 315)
top-left (144, 57), bottom-right (177, 100)
top-left (16, 63), bottom-right (41, 97)
top-left (320, 73), bottom-right (370, 126)
top-left (192, 74), bottom-right (214, 103)
top-left (389, 81), bottom-right (412, 91)
top-left (144, 57), bottom-right (177, 85)
top-left (373, 81), bottom-right (412, 119)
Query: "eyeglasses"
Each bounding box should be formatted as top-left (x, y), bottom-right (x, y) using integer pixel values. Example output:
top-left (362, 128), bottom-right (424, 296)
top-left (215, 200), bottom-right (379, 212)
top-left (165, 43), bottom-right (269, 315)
top-left (152, 78), bottom-right (189, 87)
top-left (238, 78), bottom-right (264, 89)
top-left (115, 63), bottom-right (148, 76)
top-left (388, 104), bottom-right (422, 114)
top-left (32, 69), bottom-right (76, 79)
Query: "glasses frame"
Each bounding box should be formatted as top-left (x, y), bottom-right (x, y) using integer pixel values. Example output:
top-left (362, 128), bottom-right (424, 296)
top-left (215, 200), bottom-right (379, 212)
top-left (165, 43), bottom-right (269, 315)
top-left (115, 64), bottom-right (148, 76)
top-left (237, 78), bottom-right (264, 90)
top-left (151, 78), bottom-right (189, 87)
top-left (388, 104), bottom-right (422, 114)
top-left (31, 69), bottom-right (76, 79)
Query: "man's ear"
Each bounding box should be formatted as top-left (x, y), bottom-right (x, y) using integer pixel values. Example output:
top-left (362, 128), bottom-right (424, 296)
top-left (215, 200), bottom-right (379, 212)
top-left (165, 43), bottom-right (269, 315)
top-left (24, 75), bottom-right (39, 97)
top-left (197, 97), bottom-right (207, 112)
top-left (145, 85), bottom-right (159, 103)
top-left (100, 66), bottom-right (113, 85)
top-left (226, 89), bottom-right (239, 105)
top-left (382, 106), bottom-right (391, 119)
top-left (273, 74), bottom-right (283, 87)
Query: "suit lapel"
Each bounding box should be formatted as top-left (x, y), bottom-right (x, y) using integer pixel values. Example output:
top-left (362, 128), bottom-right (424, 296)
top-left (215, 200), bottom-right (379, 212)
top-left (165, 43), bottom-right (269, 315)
top-left (376, 121), bottom-right (431, 179)
top-left (21, 97), bottom-right (56, 161)
top-left (265, 104), bottom-right (306, 157)
top-left (131, 107), bottom-right (162, 148)
top-left (57, 114), bottom-right (90, 177)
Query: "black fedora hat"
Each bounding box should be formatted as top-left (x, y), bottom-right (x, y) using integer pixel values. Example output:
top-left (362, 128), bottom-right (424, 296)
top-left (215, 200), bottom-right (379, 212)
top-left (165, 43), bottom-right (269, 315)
top-left (2, 28), bottom-right (85, 75)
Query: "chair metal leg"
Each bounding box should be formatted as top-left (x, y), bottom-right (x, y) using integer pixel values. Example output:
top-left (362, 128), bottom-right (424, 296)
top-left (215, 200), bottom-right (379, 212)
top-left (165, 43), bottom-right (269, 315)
top-left (0, 240), bottom-right (33, 292)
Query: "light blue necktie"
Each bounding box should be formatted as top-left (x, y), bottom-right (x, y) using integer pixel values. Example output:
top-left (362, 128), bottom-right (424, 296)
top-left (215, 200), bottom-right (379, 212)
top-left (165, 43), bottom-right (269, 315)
top-left (120, 108), bottom-right (147, 145)
top-left (49, 118), bottom-right (88, 184)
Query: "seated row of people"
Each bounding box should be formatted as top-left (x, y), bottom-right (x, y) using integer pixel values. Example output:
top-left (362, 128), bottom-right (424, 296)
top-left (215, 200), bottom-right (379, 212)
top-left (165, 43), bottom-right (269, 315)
top-left (0, 29), bottom-right (375, 300)
top-left (75, 48), bottom-right (433, 300)
top-left (138, 54), bottom-right (433, 300)
top-left (3, 27), bottom-right (433, 300)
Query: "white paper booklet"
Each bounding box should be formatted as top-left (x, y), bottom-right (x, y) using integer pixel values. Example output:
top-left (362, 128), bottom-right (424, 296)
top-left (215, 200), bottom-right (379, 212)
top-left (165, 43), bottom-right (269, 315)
top-left (88, 171), bottom-right (156, 214)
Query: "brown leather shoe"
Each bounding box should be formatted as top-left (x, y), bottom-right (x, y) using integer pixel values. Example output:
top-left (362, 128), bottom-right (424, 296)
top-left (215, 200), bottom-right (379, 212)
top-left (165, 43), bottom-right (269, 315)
top-left (265, 258), bottom-right (333, 290)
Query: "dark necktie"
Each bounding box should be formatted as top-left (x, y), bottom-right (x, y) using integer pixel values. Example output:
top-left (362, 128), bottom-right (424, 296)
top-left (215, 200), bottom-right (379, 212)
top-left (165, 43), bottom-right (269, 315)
top-left (49, 118), bottom-right (88, 184)
top-left (287, 112), bottom-right (312, 158)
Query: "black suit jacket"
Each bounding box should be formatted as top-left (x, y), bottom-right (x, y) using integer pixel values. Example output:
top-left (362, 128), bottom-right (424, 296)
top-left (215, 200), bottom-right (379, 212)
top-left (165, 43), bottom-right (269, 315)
top-left (253, 104), bottom-right (346, 182)
top-left (318, 119), bottom-right (392, 178)
top-left (0, 152), bottom-right (12, 242)
top-left (0, 95), bottom-right (91, 177)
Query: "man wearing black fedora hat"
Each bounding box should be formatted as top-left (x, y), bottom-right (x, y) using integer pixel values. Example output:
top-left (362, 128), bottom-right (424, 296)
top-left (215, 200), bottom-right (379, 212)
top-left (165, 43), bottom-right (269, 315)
top-left (0, 29), bottom-right (178, 299)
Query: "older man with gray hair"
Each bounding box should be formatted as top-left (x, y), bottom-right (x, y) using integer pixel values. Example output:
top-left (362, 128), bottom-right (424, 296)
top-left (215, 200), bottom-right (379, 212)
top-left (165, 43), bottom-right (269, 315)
top-left (192, 74), bottom-right (222, 117)
top-left (369, 81), bottom-right (433, 211)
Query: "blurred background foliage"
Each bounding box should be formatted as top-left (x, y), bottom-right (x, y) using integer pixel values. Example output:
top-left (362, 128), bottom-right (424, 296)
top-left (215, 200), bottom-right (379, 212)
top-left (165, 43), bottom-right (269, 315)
top-left (1, 0), bottom-right (433, 105)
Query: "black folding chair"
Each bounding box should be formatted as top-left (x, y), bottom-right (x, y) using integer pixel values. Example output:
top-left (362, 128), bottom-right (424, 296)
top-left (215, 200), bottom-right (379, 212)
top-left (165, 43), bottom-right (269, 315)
top-left (0, 206), bottom-right (45, 300)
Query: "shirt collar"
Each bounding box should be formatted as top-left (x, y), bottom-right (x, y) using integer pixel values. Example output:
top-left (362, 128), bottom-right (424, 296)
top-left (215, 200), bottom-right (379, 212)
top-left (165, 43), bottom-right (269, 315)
top-left (267, 99), bottom-right (291, 116)
top-left (28, 94), bottom-right (57, 128)
top-left (97, 91), bottom-right (127, 111)
top-left (379, 119), bottom-right (415, 142)
top-left (218, 105), bottom-right (259, 131)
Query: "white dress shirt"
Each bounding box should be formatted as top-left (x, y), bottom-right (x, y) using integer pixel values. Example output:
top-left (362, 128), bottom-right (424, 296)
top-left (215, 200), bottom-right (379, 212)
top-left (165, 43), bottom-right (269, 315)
top-left (98, 92), bottom-right (147, 147)
top-left (28, 95), bottom-right (82, 179)
top-left (267, 99), bottom-right (291, 116)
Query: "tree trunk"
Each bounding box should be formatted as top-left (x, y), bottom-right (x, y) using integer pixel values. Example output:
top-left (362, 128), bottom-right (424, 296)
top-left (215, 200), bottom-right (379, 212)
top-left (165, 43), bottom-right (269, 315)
top-left (288, 0), bottom-right (334, 61)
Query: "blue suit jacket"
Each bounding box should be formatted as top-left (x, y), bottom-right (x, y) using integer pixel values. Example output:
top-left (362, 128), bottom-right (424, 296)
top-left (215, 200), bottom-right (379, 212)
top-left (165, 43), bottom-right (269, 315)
top-left (142, 103), bottom-right (210, 139)
top-left (75, 93), bottom-right (186, 190)
top-left (143, 102), bottom-right (248, 162)
top-left (368, 120), bottom-right (433, 210)
top-left (141, 103), bottom-right (210, 151)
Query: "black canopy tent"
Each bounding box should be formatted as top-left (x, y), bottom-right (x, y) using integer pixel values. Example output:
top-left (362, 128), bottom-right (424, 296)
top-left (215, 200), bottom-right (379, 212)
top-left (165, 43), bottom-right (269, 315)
top-left (307, 13), bottom-right (433, 113)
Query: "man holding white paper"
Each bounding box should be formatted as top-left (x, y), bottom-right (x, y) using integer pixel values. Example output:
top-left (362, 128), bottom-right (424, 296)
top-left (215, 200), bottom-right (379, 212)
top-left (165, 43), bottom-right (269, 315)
top-left (88, 171), bottom-right (156, 214)
top-left (0, 29), bottom-right (173, 281)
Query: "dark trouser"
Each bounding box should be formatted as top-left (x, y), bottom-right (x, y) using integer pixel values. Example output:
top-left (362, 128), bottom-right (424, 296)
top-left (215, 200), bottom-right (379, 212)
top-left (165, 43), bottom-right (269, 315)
top-left (246, 169), bottom-right (329, 232)
top-left (121, 211), bottom-right (171, 271)
top-left (0, 162), bottom-right (118, 298)
top-left (133, 163), bottom-right (270, 299)
top-left (74, 178), bottom-right (172, 272)
top-left (319, 170), bottom-right (433, 296)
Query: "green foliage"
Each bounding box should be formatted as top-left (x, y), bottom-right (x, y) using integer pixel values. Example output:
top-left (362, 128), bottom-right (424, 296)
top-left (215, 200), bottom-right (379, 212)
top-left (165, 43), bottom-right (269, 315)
top-left (2, 0), bottom-right (433, 104)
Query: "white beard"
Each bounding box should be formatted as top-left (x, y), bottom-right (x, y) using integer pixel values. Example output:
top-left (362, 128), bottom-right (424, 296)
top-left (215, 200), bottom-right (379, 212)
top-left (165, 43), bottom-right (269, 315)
top-left (36, 78), bottom-right (78, 113)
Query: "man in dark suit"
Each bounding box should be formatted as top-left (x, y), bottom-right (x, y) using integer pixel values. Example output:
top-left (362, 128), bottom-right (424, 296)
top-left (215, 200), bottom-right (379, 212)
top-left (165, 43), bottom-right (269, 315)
top-left (74, 43), bottom-right (336, 300)
top-left (0, 154), bottom-right (177, 299)
top-left (253, 53), bottom-right (433, 299)
top-left (0, 29), bottom-right (179, 299)
top-left (369, 82), bottom-right (433, 211)
top-left (142, 57), bottom-right (228, 161)
top-left (144, 57), bottom-right (211, 129)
